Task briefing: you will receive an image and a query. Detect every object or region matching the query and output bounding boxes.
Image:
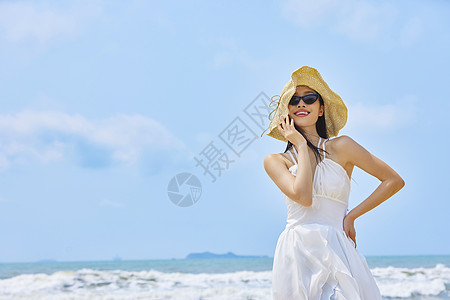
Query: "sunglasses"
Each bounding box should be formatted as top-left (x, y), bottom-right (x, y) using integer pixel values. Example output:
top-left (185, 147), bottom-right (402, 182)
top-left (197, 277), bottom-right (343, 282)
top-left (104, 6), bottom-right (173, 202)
top-left (289, 93), bottom-right (321, 106)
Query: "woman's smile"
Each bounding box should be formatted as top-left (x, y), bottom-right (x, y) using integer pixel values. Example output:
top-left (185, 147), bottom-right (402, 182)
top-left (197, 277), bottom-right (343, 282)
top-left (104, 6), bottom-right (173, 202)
top-left (294, 109), bottom-right (311, 117)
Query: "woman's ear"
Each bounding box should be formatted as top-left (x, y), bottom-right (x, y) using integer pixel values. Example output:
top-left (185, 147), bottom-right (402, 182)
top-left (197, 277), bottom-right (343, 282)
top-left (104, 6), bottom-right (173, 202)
top-left (319, 104), bottom-right (324, 116)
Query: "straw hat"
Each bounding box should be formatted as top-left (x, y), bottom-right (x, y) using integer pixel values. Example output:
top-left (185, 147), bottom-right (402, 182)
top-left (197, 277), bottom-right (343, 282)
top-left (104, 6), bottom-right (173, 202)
top-left (261, 66), bottom-right (348, 142)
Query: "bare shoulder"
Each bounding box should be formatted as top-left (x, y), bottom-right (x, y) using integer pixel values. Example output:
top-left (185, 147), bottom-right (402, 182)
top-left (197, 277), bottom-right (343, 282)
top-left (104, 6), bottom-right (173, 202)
top-left (331, 134), bottom-right (382, 161)
top-left (264, 152), bottom-right (290, 170)
top-left (328, 134), bottom-right (355, 151)
top-left (324, 135), bottom-right (355, 163)
top-left (330, 135), bottom-right (405, 185)
top-left (330, 134), bottom-right (375, 163)
top-left (328, 135), bottom-right (354, 149)
top-left (323, 135), bottom-right (357, 177)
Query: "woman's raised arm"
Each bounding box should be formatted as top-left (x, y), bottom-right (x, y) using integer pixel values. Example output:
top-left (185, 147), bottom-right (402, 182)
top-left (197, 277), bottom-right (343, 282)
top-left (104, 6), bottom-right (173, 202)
top-left (264, 142), bottom-right (314, 207)
top-left (338, 135), bottom-right (405, 221)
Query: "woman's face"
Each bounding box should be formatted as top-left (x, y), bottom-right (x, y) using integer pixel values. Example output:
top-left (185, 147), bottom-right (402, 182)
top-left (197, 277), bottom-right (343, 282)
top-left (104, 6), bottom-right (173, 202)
top-left (288, 85), bottom-right (324, 127)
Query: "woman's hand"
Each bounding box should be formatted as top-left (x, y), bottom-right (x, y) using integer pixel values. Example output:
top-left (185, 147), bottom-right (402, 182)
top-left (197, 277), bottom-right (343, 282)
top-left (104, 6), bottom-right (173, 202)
top-left (343, 214), bottom-right (357, 248)
top-left (277, 115), bottom-right (306, 146)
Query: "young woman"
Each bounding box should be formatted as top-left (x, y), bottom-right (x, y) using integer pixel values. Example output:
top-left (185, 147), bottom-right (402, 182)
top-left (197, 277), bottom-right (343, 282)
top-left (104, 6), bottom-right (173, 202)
top-left (262, 66), bottom-right (404, 299)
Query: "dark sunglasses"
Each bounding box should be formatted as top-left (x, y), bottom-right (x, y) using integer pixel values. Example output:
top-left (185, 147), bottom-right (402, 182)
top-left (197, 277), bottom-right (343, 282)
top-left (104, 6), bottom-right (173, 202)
top-left (289, 93), bottom-right (321, 106)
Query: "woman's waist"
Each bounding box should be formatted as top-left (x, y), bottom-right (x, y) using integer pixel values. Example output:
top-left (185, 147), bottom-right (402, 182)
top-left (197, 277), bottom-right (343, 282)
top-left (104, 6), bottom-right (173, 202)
top-left (285, 217), bottom-right (345, 231)
top-left (285, 193), bottom-right (348, 206)
top-left (285, 199), bottom-right (348, 230)
top-left (284, 221), bottom-right (347, 236)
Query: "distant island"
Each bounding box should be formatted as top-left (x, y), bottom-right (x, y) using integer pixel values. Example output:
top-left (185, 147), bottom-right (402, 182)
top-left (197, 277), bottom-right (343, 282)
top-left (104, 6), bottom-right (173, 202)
top-left (185, 251), bottom-right (269, 259)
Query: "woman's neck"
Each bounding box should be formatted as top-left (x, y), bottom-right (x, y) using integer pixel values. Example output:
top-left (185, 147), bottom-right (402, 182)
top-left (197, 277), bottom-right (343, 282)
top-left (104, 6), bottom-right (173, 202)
top-left (299, 128), bottom-right (322, 147)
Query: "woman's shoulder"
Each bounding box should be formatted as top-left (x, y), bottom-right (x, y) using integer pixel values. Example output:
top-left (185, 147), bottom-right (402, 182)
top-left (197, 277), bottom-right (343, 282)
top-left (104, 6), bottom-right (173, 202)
top-left (264, 152), bottom-right (292, 169)
top-left (264, 151), bottom-right (290, 162)
top-left (327, 134), bottom-right (356, 149)
top-left (326, 135), bottom-right (361, 163)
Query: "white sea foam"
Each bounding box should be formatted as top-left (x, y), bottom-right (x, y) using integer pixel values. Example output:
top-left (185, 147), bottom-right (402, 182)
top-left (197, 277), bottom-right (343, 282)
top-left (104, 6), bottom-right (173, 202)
top-left (372, 263), bottom-right (450, 298)
top-left (0, 268), bottom-right (273, 299)
top-left (0, 265), bottom-right (448, 299)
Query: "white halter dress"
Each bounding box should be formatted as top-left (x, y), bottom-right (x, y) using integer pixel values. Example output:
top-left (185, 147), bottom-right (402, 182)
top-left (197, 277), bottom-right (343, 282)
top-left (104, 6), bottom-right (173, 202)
top-left (272, 137), bottom-right (383, 300)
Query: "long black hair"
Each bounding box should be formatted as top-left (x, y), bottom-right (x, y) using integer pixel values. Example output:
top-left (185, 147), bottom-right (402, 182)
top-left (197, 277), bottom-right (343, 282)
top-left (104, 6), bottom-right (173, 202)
top-left (284, 94), bottom-right (329, 164)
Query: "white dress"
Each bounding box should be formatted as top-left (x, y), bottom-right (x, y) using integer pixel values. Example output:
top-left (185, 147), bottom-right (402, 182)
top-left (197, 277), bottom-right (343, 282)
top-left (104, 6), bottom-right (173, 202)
top-left (272, 137), bottom-right (383, 300)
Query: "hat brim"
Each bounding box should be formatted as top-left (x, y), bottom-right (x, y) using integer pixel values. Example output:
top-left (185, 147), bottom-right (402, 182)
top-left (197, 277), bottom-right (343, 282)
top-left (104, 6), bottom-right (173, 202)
top-left (265, 66), bottom-right (347, 142)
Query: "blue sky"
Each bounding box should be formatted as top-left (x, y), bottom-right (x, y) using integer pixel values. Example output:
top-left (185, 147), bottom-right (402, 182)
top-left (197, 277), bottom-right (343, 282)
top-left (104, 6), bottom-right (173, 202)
top-left (0, 0), bottom-right (449, 263)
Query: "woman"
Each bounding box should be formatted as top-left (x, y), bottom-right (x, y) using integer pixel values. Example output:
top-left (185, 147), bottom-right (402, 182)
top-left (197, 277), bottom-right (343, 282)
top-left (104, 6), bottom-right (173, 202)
top-left (261, 66), bottom-right (404, 299)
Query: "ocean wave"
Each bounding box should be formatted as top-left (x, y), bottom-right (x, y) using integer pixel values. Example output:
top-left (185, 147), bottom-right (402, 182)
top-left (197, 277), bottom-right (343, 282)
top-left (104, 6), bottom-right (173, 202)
top-left (0, 268), bottom-right (272, 299)
top-left (372, 263), bottom-right (450, 298)
top-left (0, 264), bottom-right (448, 299)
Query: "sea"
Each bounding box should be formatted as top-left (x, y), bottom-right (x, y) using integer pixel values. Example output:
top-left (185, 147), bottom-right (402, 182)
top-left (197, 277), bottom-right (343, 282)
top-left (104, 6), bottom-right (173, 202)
top-left (0, 255), bottom-right (449, 299)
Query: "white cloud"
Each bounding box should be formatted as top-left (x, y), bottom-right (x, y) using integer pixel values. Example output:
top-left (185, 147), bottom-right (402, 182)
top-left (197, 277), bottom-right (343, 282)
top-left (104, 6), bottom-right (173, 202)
top-left (281, 0), bottom-right (338, 29)
top-left (146, 4), bottom-right (175, 34)
top-left (194, 132), bottom-right (216, 146)
top-left (399, 16), bottom-right (423, 47)
top-left (281, 0), bottom-right (423, 46)
top-left (0, 1), bottom-right (101, 47)
top-left (0, 110), bottom-right (186, 171)
top-left (334, 1), bottom-right (397, 43)
top-left (207, 37), bottom-right (270, 71)
top-left (99, 198), bottom-right (124, 208)
top-left (345, 96), bottom-right (418, 131)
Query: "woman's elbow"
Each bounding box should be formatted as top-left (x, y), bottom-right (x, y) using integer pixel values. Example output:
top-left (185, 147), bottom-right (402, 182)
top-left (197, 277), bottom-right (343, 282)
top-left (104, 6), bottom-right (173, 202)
top-left (394, 174), bottom-right (405, 188)
top-left (390, 175), bottom-right (405, 192)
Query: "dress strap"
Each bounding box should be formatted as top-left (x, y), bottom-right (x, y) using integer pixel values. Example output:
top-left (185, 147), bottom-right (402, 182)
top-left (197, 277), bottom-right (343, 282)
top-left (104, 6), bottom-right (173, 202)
top-left (289, 138), bottom-right (322, 165)
top-left (291, 145), bottom-right (298, 161)
top-left (322, 138), bottom-right (329, 159)
top-left (317, 137), bottom-right (323, 160)
top-left (287, 148), bottom-right (297, 166)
